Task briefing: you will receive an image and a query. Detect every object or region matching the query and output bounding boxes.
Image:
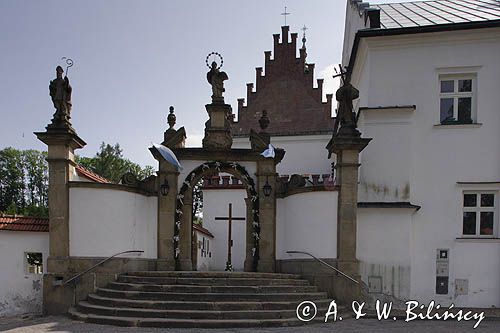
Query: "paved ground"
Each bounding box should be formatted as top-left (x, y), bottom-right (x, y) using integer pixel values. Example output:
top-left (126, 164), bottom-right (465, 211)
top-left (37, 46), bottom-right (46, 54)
top-left (0, 315), bottom-right (499, 333)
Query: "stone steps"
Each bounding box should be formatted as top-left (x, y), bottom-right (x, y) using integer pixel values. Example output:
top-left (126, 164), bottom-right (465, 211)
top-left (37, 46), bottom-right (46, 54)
top-left (108, 282), bottom-right (319, 293)
top-left (118, 275), bottom-right (310, 286)
top-left (71, 271), bottom-right (334, 328)
top-left (123, 271), bottom-right (301, 279)
top-left (87, 294), bottom-right (332, 311)
top-left (69, 308), bottom-right (334, 328)
top-left (77, 301), bottom-right (333, 320)
top-left (96, 288), bottom-right (328, 302)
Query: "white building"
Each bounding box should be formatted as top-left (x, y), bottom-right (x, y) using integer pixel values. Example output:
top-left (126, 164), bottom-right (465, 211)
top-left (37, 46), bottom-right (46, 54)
top-left (0, 215), bottom-right (48, 317)
top-left (344, 0), bottom-right (500, 307)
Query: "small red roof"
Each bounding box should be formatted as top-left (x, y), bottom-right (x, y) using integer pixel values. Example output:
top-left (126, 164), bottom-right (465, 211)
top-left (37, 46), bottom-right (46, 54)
top-left (193, 224), bottom-right (214, 238)
top-left (0, 214), bottom-right (49, 232)
top-left (75, 165), bottom-right (111, 183)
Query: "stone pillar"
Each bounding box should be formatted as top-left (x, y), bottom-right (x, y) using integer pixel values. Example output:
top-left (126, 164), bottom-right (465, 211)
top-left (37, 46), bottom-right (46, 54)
top-left (244, 197), bottom-right (255, 272)
top-left (156, 161), bottom-right (178, 270)
top-left (178, 191), bottom-right (193, 270)
top-left (328, 135), bottom-right (371, 302)
top-left (35, 130), bottom-right (86, 273)
top-left (202, 103), bottom-right (233, 150)
top-left (256, 160), bottom-right (277, 272)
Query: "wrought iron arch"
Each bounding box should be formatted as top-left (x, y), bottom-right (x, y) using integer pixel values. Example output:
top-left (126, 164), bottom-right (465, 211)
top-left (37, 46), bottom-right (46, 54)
top-left (174, 161), bottom-right (260, 269)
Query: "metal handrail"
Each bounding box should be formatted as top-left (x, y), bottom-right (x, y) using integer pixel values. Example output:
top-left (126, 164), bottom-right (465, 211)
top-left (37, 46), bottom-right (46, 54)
top-left (62, 250), bottom-right (144, 286)
top-left (286, 250), bottom-right (359, 285)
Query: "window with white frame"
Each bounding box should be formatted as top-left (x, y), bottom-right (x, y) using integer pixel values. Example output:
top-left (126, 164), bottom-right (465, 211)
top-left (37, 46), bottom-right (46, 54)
top-left (462, 192), bottom-right (496, 237)
top-left (439, 75), bottom-right (475, 124)
top-left (25, 252), bottom-right (43, 274)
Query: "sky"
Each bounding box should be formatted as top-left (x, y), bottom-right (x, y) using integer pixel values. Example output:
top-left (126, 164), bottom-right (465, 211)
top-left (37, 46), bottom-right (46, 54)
top-left (0, 0), bottom-right (415, 167)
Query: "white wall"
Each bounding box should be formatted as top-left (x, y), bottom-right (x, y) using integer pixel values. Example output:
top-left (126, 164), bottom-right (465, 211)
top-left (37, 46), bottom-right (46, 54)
top-left (277, 191), bottom-right (337, 260)
top-left (233, 135), bottom-right (332, 176)
top-left (357, 208), bottom-right (413, 301)
top-left (194, 231), bottom-right (214, 271)
top-left (0, 231), bottom-right (48, 317)
top-left (69, 187), bottom-right (157, 258)
top-left (358, 107), bottom-right (414, 202)
top-left (351, 28), bottom-right (500, 306)
top-left (202, 188), bottom-right (247, 271)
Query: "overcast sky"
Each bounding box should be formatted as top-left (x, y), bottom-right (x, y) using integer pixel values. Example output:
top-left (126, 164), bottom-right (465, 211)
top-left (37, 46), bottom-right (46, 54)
top-left (0, 0), bottom-right (414, 167)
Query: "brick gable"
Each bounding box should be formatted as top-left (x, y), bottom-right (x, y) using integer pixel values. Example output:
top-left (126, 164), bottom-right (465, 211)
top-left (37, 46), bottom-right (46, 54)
top-left (233, 26), bottom-right (335, 137)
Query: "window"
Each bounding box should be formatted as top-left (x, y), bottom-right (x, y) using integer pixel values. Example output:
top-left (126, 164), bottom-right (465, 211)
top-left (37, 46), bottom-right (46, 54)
top-left (25, 252), bottom-right (43, 274)
top-left (462, 192), bottom-right (497, 237)
top-left (439, 75), bottom-right (475, 124)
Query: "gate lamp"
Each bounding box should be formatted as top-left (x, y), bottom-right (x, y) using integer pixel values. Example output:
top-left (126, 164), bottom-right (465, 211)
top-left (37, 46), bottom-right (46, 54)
top-left (263, 177), bottom-right (272, 197)
top-left (160, 179), bottom-right (170, 196)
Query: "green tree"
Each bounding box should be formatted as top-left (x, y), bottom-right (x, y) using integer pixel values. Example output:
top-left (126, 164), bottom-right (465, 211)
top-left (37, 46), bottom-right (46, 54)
top-left (76, 142), bottom-right (154, 183)
top-left (0, 148), bottom-right (26, 212)
top-left (0, 147), bottom-right (49, 217)
top-left (22, 150), bottom-right (48, 207)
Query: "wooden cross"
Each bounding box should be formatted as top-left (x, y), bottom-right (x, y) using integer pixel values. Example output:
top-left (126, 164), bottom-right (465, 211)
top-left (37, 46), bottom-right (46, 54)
top-left (214, 203), bottom-right (245, 271)
top-left (281, 6), bottom-right (291, 26)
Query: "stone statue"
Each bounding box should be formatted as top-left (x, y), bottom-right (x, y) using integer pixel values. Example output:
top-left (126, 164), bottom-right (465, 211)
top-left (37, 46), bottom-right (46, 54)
top-left (207, 61), bottom-right (228, 103)
top-left (49, 65), bottom-right (72, 125)
top-left (335, 73), bottom-right (360, 137)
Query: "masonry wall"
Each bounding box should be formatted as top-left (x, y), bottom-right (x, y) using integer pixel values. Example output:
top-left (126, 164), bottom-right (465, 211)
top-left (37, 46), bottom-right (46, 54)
top-left (357, 208), bottom-right (413, 304)
top-left (69, 187), bottom-right (157, 258)
top-left (276, 191), bottom-right (337, 260)
top-left (0, 231), bottom-right (48, 316)
top-left (194, 230), bottom-right (214, 271)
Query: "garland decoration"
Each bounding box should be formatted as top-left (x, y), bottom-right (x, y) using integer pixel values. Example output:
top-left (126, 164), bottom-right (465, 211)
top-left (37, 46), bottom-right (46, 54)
top-left (174, 161), bottom-right (260, 269)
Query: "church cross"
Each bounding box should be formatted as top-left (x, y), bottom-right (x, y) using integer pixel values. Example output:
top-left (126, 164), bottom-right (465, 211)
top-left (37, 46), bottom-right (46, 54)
top-left (281, 6), bottom-right (291, 26)
top-left (214, 203), bottom-right (245, 271)
top-left (301, 25), bottom-right (308, 36)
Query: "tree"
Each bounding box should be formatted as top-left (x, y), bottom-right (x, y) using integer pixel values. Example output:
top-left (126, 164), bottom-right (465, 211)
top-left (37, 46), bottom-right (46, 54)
top-left (76, 142), bottom-right (154, 183)
top-left (0, 148), bottom-right (48, 217)
top-left (0, 148), bottom-right (26, 212)
top-left (0, 143), bottom-right (152, 217)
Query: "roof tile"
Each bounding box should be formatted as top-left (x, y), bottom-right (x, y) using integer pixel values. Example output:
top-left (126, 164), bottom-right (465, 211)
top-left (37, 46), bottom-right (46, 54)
top-left (0, 215), bottom-right (49, 232)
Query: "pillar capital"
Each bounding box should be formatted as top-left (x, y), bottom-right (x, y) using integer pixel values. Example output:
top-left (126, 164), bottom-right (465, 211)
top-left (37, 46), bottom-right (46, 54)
top-left (326, 136), bottom-right (371, 157)
top-left (35, 130), bottom-right (86, 152)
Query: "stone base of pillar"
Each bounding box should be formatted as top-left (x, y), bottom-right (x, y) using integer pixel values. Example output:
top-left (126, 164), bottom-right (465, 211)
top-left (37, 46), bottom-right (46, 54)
top-left (257, 259), bottom-right (275, 273)
top-left (47, 256), bottom-right (70, 273)
top-left (178, 259), bottom-right (193, 271)
top-left (156, 259), bottom-right (176, 271)
top-left (336, 259), bottom-right (360, 276)
top-left (244, 258), bottom-right (256, 272)
top-left (334, 259), bottom-right (367, 304)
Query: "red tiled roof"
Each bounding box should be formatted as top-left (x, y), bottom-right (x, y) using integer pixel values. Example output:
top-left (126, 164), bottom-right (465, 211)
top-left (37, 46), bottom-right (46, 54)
top-left (0, 215), bottom-right (49, 232)
top-left (193, 224), bottom-right (214, 238)
top-left (75, 165), bottom-right (111, 183)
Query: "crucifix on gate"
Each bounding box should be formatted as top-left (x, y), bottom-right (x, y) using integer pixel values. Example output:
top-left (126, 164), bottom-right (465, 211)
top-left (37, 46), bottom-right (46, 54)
top-left (214, 203), bottom-right (245, 271)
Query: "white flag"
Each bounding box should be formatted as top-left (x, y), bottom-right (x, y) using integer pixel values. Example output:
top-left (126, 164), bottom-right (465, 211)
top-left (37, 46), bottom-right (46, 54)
top-left (260, 144), bottom-right (275, 158)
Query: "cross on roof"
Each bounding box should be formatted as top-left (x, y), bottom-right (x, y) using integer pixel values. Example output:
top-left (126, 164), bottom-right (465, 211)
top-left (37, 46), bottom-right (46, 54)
top-left (281, 6), bottom-right (291, 26)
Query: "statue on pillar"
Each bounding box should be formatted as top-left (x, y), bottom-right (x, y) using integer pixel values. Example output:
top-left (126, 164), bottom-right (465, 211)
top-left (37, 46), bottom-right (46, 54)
top-left (206, 52), bottom-right (228, 103)
top-left (334, 65), bottom-right (360, 137)
top-left (49, 64), bottom-right (72, 127)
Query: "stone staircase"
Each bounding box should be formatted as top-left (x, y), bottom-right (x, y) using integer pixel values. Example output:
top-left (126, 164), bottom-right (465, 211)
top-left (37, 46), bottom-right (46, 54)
top-left (69, 271), bottom-right (334, 328)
